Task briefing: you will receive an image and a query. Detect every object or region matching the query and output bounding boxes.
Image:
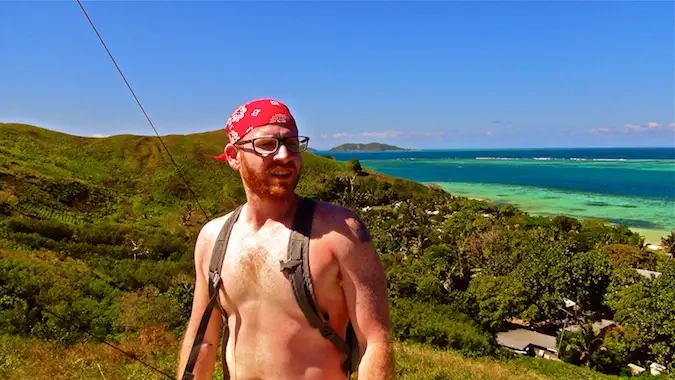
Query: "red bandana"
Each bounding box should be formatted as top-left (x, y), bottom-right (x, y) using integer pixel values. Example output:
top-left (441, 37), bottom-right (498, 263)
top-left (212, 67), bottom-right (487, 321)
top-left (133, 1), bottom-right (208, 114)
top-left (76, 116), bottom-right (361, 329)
top-left (213, 98), bottom-right (297, 161)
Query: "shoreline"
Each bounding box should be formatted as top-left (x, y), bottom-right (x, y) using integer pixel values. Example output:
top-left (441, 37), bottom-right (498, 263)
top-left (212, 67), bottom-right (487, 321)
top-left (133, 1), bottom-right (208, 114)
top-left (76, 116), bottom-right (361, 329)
top-left (425, 182), bottom-right (669, 247)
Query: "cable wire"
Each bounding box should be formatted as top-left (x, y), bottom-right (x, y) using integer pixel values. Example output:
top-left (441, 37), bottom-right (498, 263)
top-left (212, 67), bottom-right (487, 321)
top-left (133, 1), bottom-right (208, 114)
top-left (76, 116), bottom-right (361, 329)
top-left (74, 0), bottom-right (211, 222)
top-left (0, 283), bottom-right (175, 379)
top-left (66, 1), bottom-right (221, 377)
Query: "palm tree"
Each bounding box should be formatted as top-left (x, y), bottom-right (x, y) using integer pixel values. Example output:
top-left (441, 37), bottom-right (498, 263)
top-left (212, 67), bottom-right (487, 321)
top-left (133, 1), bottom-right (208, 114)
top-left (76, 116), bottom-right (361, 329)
top-left (561, 320), bottom-right (606, 369)
top-left (660, 231), bottom-right (675, 255)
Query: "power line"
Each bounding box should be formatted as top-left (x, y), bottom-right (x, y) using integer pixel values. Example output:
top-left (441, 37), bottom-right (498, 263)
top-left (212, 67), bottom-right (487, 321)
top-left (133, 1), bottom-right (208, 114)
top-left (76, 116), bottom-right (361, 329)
top-left (74, 0), bottom-right (211, 223)
top-left (67, 0), bottom-right (215, 377)
top-left (0, 283), bottom-right (175, 379)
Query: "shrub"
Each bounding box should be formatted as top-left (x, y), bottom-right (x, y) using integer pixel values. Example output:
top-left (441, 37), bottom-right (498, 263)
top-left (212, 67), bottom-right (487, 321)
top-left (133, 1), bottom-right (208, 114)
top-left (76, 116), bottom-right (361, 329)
top-left (114, 286), bottom-right (184, 334)
top-left (391, 298), bottom-right (496, 358)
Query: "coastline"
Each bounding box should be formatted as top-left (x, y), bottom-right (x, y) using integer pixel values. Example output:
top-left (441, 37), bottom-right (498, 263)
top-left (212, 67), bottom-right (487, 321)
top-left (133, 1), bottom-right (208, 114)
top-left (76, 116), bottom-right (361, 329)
top-left (425, 181), bottom-right (670, 247)
top-left (326, 147), bottom-right (674, 249)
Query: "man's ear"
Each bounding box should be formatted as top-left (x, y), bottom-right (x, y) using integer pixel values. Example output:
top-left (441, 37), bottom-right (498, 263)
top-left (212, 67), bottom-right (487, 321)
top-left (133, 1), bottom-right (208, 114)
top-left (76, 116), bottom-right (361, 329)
top-left (223, 144), bottom-right (240, 171)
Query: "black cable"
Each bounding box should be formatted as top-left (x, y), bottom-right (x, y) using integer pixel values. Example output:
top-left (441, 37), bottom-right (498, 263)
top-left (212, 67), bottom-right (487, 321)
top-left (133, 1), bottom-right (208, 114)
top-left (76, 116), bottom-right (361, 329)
top-left (0, 283), bottom-right (175, 379)
top-left (74, 0), bottom-right (211, 223)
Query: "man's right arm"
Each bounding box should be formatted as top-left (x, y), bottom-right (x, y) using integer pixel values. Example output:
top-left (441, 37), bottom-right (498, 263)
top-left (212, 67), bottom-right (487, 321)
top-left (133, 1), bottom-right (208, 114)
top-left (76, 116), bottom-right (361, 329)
top-left (176, 219), bottom-right (225, 380)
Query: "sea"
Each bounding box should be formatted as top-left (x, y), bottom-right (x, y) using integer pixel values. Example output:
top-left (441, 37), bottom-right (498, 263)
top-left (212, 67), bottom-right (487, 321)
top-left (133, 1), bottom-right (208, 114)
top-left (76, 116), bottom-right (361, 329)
top-left (316, 147), bottom-right (675, 244)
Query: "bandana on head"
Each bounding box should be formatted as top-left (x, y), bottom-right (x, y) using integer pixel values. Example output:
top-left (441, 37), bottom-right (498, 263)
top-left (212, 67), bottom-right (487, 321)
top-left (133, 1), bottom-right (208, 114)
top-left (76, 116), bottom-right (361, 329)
top-left (226, 98), bottom-right (296, 143)
top-left (213, 98), bottom-right (297, 161)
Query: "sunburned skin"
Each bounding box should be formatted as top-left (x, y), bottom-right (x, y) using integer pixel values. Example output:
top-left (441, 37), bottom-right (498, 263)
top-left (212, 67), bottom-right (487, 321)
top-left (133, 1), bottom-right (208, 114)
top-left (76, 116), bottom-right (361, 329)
top-left (178, 102), bottom-right (394, 380)
top-left (193, 201), bottom-right (374, 380)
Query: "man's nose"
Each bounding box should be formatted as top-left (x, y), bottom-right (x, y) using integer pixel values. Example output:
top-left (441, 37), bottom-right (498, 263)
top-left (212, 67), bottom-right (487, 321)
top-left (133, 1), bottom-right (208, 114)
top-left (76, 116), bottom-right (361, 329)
top-left (273, 143), bottom-right (291, 161)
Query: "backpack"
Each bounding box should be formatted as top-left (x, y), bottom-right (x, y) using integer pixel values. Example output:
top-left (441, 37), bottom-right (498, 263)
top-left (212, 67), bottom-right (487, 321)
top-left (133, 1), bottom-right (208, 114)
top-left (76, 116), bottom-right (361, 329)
top-left (181, 196), bottom-right (361, 380)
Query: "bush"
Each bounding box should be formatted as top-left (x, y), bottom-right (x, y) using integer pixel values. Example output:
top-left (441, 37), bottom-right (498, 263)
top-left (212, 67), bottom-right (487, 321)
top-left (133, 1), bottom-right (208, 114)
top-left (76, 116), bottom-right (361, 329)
top-left (4, 217), bottom-right (74, 241)
top-left (114, 286), bottom-right (184, 334)
top-left (391, 298), bottom-right (496, 358)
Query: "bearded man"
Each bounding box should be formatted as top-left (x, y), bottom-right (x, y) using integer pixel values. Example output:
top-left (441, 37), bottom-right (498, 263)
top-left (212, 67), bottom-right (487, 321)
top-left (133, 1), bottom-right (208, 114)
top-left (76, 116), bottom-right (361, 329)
top-left (177, 99), bottom-right (394, 380)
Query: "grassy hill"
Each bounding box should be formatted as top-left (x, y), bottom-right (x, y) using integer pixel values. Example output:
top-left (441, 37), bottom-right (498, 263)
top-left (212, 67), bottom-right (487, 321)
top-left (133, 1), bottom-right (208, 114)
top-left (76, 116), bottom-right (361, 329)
top-left (1, 122), bottom-right (671, 379)
top-left (0, 335), bottom-right (625, 380)
top-left (0, 123), bottom-right (359, 227)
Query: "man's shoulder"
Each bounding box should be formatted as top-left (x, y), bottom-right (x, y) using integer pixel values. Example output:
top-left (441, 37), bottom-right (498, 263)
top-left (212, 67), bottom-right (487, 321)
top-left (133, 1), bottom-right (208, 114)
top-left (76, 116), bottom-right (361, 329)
top-left (200, 210), bottom-right (237, 239)
top-left (194, 208), bottom-right (242, 262)
top-left (311, 200), bottom-right (371, 245)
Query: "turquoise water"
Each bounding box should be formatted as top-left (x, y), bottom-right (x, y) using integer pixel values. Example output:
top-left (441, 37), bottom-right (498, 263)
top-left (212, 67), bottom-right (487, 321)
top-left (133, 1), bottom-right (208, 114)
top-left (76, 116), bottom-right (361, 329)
top-left (321, 148), bottom-right (675, 243)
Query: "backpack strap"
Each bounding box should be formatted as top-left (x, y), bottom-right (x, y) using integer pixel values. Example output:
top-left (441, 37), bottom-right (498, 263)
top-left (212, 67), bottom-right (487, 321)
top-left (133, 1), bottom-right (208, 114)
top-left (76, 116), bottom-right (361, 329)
top-left (279, 197), bottom-right (357, 376)
top-left (181, 205), bottom-right (243, 380)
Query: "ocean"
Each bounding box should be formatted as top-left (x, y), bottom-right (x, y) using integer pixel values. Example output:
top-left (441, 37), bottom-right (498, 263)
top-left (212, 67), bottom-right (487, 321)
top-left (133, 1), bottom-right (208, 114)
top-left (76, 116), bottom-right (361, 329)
top-left (317, 147), bottom-right (675, 244)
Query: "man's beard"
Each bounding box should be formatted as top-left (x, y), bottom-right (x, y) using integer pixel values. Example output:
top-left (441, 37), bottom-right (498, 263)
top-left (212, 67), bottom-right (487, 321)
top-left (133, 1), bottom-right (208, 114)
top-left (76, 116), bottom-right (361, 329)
top-left (240, 157), bottom-right (300, 201)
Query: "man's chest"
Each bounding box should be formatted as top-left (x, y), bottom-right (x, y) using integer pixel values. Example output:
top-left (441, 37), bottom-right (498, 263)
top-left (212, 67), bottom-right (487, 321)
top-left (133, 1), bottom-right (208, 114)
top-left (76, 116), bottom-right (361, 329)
top-left (216, 229), bottom-right (340, 314)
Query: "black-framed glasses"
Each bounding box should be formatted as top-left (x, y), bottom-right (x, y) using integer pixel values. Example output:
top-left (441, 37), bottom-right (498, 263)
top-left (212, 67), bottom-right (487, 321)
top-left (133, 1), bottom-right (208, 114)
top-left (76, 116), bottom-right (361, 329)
top-left (235, 136), bottom-right (309, 156)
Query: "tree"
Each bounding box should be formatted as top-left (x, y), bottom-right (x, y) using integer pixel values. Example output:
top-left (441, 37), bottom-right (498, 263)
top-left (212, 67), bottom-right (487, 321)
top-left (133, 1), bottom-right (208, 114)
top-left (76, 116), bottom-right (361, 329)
top-left (466, 275), bottom-right (528, 331)
top-left (606, 260), bottom-right (675, 370)
top-left (560, 321), bottom-right (605, 369)
top-left (604, 243), bottom-right (656, 270)
top-left (557, 248), bottom-right (613, 314)
top-left (559, 320), bottom-right (630, 375)
top-left (661, 231), bottom-right (675, 255)
top-left (348, 158), bottom-right (362, 174)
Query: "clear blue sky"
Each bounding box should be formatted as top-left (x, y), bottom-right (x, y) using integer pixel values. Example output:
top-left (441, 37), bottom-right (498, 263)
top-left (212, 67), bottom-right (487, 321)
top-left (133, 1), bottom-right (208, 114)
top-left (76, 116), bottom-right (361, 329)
top-left (1, 1), bottom-right (673, 149)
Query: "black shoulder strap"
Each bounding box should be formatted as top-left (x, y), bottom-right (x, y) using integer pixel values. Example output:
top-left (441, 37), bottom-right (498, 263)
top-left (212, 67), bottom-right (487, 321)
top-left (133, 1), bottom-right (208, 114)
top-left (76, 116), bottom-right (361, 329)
top-left (279, 197), bottom-right (357, 376)
top-left (181, 205), bottom-right (243, 380)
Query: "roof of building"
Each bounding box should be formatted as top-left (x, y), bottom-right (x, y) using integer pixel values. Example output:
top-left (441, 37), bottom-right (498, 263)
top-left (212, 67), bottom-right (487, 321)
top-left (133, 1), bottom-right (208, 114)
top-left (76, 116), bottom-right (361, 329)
top-left (496, 329), bottom-right (558, 351)
top-left (564, 319), bottom-right (616, 333)
top-left (635, 268), bottom-right (662, 279)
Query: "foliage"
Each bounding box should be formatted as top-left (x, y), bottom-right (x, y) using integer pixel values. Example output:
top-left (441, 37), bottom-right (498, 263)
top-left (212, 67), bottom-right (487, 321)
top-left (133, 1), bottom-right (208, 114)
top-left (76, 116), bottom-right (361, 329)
top-left (390, 298), bottom-right (496, 358)
top-left (0, 123), bottom-right (672, 378)
top-left (0, 335), bottom-right (628, 380)
top-left (605, 260), bottom-right (675, 372)
top-left (348, 158), bottom-right (362, 174)
top-left (661, 231), bottom-right (675, 255)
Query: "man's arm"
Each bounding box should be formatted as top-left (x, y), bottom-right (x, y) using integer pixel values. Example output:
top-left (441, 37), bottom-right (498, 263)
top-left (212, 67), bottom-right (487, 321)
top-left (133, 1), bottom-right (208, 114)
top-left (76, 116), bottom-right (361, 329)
top-left (176, 220), bottom-right (225, 380)
top-left (335, 211), bottom-right (395, 380)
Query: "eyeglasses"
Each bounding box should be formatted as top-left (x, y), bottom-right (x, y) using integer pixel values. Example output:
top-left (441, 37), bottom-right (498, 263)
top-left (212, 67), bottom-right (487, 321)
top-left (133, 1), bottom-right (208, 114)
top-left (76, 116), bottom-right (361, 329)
top-left (235, 136), bottom-right (309, 156)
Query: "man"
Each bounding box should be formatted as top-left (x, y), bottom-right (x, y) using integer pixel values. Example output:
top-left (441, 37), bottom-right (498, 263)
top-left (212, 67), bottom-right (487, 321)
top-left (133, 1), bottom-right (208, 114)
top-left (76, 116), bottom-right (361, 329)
top-left (177, 98), bottom-right (394, 380)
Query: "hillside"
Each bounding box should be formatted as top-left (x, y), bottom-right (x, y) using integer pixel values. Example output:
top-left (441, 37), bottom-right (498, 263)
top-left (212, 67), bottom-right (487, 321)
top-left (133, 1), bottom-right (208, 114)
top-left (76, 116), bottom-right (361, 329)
top-left (0, 123), bottom-right (355, 226)
top-left (0, 122), bottom-right (673, 379)
top-left (329, 142), bottom-right (409, 151)
top-left (0, 336), bottom-right (624, 380)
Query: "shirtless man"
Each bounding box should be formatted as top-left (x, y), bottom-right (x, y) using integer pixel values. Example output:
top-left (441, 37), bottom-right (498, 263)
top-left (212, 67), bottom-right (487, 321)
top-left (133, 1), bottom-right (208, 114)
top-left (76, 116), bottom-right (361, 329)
top-left (177, 99), bottom-right (394, 380)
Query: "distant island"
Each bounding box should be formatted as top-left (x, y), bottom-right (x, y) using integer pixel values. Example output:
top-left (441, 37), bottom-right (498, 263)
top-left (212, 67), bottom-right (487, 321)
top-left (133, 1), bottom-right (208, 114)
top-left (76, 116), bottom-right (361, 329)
top-left (329, 142), bottom-right (409, 152)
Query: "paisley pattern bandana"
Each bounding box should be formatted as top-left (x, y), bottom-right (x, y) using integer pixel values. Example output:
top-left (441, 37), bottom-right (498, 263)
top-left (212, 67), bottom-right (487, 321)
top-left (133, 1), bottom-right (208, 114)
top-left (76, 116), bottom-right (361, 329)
top-left (225, 98), bottom-right (297, 144)
top-left (213, 98), bottom-right (297, 161)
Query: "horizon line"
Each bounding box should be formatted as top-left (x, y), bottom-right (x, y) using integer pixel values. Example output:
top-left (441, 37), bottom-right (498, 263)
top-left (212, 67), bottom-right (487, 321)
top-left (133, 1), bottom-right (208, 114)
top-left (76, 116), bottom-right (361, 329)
top-left (2, 121), bottom-right (674, 151)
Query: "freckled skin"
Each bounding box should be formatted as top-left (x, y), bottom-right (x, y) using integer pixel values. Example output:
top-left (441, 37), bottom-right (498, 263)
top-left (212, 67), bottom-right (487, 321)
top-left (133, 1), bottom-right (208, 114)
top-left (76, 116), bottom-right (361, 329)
top-left (177, 122), bottom-right (394, 380)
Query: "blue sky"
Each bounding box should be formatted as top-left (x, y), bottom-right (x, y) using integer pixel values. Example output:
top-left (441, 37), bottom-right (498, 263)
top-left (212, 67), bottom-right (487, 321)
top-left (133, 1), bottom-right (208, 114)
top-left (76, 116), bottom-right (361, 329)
top-left (1, 1), bottom-right (673, 150)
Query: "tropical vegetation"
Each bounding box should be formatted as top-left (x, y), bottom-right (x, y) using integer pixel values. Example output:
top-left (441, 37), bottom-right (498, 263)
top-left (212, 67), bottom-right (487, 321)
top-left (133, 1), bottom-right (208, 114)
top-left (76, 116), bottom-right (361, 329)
top-left (0, 123), bottom-right (672, 379)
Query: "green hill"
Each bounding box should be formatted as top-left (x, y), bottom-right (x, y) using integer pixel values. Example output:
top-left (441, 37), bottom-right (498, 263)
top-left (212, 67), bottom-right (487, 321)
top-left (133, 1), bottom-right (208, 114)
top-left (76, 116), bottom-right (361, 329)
top-left (329, 142), bottom-right (409, 151)
top-left (1, 122), bottom-right (672, 379)
top-left (0, 123), bottom-right (359, 226)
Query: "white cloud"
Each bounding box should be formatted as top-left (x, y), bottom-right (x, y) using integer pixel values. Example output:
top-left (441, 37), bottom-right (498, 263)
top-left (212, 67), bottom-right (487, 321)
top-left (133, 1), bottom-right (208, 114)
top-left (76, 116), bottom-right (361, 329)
top-left (360, 130), bottom-right (403, 138)
top-left (590, 121), bottom-right (672, 135)
top-left (622, 123), bottom-right (644, 132)
top-left (622, 122), bottom-right (665, 133)
top-left (589, 127), bottom-right (612, 135)
top-left (409, 131), bottom-right (446, 137)
top-left (331, 132), bottom-right (350, 139)
top-left (92, 133), bottom-right (108, 138)
top-left (320, 129), bottom-right (444, 139)
top-left (485, 131), bottom-right (495, 137)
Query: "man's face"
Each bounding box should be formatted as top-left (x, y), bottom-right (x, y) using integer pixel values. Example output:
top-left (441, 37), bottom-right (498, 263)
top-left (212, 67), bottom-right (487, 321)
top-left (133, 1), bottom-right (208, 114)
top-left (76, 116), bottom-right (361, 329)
top-left (235, 124), bottom-right (304, 200)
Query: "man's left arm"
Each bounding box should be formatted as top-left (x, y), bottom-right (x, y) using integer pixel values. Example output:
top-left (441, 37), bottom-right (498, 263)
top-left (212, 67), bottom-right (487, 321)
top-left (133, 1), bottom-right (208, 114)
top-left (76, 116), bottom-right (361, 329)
top-left (336, 211), bottom-right (394, 380)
